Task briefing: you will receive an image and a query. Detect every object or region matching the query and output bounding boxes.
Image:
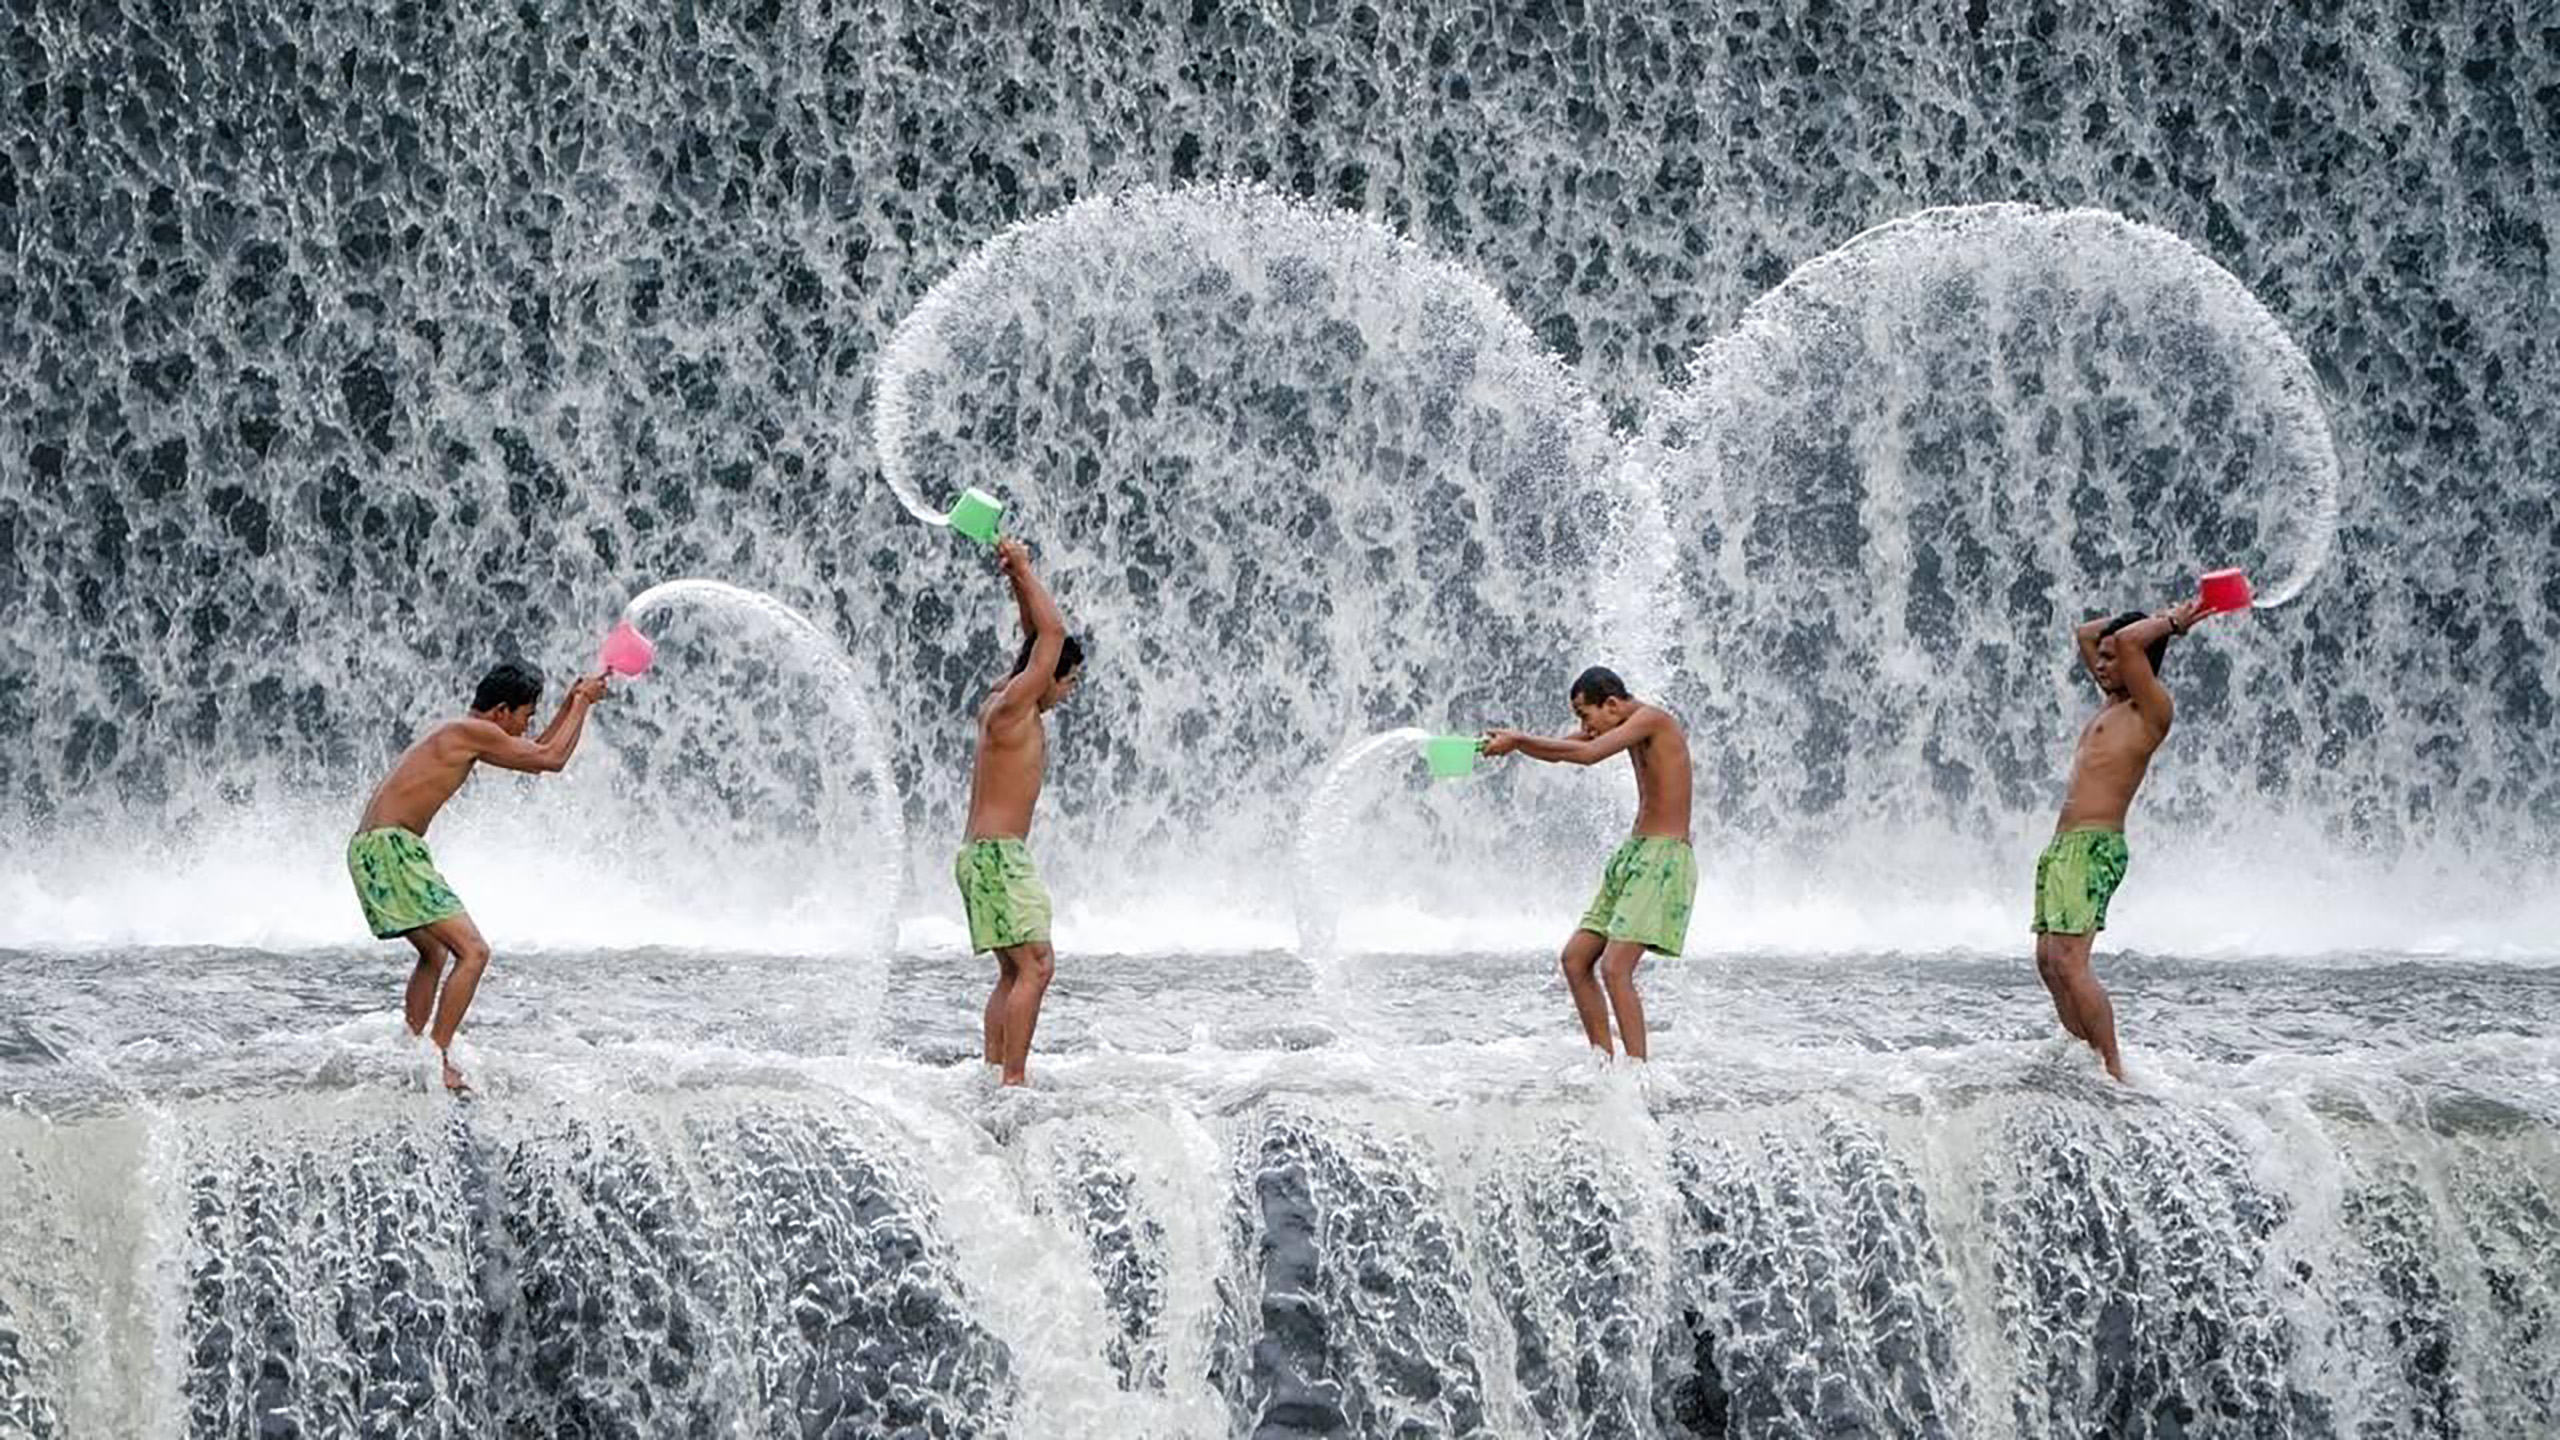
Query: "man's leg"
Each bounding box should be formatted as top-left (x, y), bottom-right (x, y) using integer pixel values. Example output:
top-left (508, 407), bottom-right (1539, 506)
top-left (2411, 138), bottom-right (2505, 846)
top-left (984, 952), bottom-right (1018, 1068)
top-left (994, 941), bottom-right (1054, 1086)
top-left (2033, 933), bottom-right (2091, 1041)
top-left (402, 931), bottom-right (450, 1037)
top-left (2036, 932), bottom-right (2122, 1080)
top-left (1560, 929), bottom-right (1614, 1055)
top-left (414, 912), bottom-right (493, 1090)
top-left (1598, 940), bottom-right (1652, 1061)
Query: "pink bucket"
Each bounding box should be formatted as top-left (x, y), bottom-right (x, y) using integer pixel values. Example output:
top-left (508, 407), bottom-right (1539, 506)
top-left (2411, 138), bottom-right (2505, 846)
top-left (600, 619), bottom-right (656, 677)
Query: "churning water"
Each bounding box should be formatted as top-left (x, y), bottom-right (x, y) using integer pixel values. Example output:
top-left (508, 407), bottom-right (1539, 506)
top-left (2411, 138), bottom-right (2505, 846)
top-left (4, 948), bottom-right (2556, 1436)
top-left (2, 0), bottom-right (2555, 1434)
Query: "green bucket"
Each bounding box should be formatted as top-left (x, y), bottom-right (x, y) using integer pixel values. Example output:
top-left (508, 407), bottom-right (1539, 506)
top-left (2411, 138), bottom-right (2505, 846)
top-left (947, 487), bottom-right (1004, 545)
top-left (1423, 735), bottom-right (1484, 779)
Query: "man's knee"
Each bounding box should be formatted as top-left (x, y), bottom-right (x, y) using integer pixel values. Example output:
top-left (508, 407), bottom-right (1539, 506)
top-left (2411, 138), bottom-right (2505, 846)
top-left (450, 939), bottom-right (491, 974)
top-left (1601, 948), bottom-right (1645, 984)
top-left (1018, 945), bottom-right (1055, 985)
top-left (1560, 933), bottom-right (1603, 978)
top-left (2036, 937), bottom-right (2088, 984)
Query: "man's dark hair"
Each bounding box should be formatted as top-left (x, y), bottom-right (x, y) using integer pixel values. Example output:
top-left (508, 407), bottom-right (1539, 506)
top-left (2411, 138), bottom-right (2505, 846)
top-left (1569, 665), bottom-right (1631, 706)
top-left (2099, 612), bottom-right (2169, 675)
top-left (1013, 633), bottom-right (1087, 681)
top-left (472, 661), bottom-right (544, 712)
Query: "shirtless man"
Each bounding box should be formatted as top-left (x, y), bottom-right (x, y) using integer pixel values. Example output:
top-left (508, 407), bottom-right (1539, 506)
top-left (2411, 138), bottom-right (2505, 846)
top-left (2033, 598), bottom-right (2210, 1080)
top-left (957, 538), bottom-right (1084, 1087)
top-left (1484, 666), bottom-right (1696, 1061)
top-left (348, 661), bottom-right (608, 1090)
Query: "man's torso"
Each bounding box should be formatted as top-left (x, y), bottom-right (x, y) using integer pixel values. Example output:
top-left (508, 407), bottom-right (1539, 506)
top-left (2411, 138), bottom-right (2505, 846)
top-left (357, 723), bottom-right (480, 836)
top-left (2057, 700), bottom-right (2161, 831)
top-left (965, 693), bottom-right (1047, 841)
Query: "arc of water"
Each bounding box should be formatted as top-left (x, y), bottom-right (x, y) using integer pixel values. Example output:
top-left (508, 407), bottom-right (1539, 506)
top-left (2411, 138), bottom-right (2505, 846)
top-left (869, 180), bottom-right (1603, 529)
top-left (1683, 203), bottom-right (2344, 609)
top-left (619, 579), bottom-right (909, 936)
top-left (1291, 727), bottom-right (1435, 958)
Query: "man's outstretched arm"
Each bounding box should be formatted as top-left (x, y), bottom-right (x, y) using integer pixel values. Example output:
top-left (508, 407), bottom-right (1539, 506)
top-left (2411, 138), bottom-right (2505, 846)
top-left (530, 677), bottom-right (601, 747)
top-left (1485, 710), bottom-right (1658, 767)
top-left (472, 676), bottom-right (608, 773)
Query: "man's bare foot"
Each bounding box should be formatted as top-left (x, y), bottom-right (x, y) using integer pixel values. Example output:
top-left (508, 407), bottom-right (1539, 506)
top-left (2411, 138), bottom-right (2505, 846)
top-left (1001, 1072), bottom-right (1028, 1088)
top-left (441, 1056), bottom-right (470, 1093)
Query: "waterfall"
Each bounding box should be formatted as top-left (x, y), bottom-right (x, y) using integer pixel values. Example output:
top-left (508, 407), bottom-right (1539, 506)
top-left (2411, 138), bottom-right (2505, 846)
top-left (3, 1040), bottom-right (2554, 1436)
top-left (3, 0), bottom-right (2550, 947)
top-left (2, 0), bottom-right (2554, 1432)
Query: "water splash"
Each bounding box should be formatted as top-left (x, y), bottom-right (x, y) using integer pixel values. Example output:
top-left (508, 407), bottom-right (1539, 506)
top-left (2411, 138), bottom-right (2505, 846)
top-left (1690, 205), bottom-right (2341, 604)
top-left (587, 578), bottom-right (907, 948)
top-left (871, 182), bottom-right (1632, 921)
top-left (1643, 203), bottom-right (2350, 867)
top-left (2, 0), bottom-right (2550, 952)
top-left (1293, 728), bottom-right (1432, 957)
top-left (1292, 725), bottom-right (1639, 962)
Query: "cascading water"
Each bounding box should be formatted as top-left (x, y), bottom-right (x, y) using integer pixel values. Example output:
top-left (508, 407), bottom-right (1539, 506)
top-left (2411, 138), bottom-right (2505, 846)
top-left (4, 987), bottom-right (2555, 1436)
top-left (2, 0), bottom-right (2555, 1435)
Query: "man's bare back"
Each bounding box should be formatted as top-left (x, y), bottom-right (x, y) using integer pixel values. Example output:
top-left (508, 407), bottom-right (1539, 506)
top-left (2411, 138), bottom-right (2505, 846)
top-left (357, 675), bottom-right (606, 836)
top-left (1484, 699), bottom-right (1692, 833)
top-left (362, 717), bottom-right (550, 836)
top-left (1603, 704), bottom-right (1693, 839)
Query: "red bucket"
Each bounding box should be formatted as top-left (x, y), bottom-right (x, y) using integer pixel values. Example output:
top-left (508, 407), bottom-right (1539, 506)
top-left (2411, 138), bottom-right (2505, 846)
top-left (2197, 568), bottom-right (2253, 616)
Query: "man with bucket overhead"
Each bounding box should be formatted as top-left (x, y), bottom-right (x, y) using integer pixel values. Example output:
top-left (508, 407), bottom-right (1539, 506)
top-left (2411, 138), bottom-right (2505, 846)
top-left (2033, 590), bottom-right (2229, 1081)
top-left (958, 538), bottom-right (1086, 1087)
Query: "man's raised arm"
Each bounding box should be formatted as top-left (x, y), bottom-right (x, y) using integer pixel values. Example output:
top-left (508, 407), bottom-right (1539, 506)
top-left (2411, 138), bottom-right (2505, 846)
top-left (992, 538), bottom-right (1066, 716)
top-left (2075, 615), bottom-right (2113, 689)
top-left (2110, 601), bottom-right (2199, 735)
top-left (473, 676), bottom-right (608, 773)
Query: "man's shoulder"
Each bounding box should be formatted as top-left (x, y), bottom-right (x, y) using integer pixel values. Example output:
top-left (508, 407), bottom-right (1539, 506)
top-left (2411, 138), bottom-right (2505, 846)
top-left (1637, 702), bottom-right (1687, 737)
top-left (976, 697), bottom-right (1040, 740)
top-left (431, 716), bottom-right (506, 750)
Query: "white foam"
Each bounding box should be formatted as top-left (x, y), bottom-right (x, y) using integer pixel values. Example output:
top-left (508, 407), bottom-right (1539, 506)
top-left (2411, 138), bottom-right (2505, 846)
top-left (8, 828), bottom-right (2552, 964)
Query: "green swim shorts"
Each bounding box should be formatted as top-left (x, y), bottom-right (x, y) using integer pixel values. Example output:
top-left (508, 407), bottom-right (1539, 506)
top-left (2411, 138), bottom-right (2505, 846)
top-left (955, 838), bottom-right (1053, 953)
top-left (2031, 826), bottom-right (2131, 936)
top-left (1577, 835), bottom-right (1699, 957)
top-left (347, 826), bottom-right (465, 939)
